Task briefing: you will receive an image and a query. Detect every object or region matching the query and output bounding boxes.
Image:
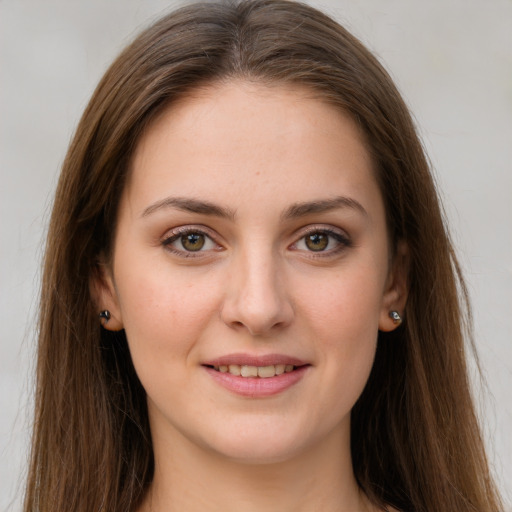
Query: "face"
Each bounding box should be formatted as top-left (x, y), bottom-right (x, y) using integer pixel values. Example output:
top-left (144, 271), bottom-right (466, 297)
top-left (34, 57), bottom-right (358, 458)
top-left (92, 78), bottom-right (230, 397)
top-left (96, 81), bottom-right (406, 464)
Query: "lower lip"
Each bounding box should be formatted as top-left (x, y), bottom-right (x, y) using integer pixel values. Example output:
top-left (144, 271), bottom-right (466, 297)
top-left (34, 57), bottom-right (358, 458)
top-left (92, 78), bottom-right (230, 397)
top-left (204, 365), bottom-right (310, 397)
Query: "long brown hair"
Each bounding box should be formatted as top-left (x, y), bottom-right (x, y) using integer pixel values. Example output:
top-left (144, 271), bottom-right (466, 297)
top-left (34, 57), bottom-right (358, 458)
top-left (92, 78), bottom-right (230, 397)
top-left (25, 1), bottom-right (503, 511)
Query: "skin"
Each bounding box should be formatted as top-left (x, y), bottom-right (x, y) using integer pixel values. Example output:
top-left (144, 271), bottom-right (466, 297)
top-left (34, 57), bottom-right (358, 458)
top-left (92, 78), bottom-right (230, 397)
top-left (95, 81), bottom-right (407, 511)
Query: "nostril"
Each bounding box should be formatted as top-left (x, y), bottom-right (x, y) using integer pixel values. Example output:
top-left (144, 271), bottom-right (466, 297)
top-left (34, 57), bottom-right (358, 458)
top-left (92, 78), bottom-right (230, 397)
top-left (219, 280), bottom-right (294, 335)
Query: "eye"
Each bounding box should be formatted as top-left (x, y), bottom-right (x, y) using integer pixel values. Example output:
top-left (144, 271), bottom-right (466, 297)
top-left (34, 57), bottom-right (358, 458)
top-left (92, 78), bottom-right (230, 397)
top-left (180, 232), bottom-right (207, 251)
top-left (162, 227), bottom-right (219, 255)
top-left (292, 228), bottom-right (351, 254)
top-left (304, 232), bottom-right (329, 251)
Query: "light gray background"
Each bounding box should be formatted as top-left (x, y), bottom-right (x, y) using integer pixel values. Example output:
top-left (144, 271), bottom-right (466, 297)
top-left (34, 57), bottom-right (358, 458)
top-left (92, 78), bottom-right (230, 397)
top-left (1, 1), bottom-right (511, 510)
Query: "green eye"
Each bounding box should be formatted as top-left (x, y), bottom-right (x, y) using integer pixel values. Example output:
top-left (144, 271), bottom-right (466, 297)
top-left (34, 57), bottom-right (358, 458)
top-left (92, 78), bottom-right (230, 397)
top-left (181, 233), bottom-right (205, 251)
top-left (305, 233), bottom-right (329, 251)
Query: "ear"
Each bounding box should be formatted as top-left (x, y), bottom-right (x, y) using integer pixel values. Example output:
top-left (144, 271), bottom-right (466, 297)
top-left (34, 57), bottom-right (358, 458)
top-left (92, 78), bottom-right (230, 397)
top-left (379, 240), bottom-right (409, 332)
top-left (89, 257), bottom-right (124, 331)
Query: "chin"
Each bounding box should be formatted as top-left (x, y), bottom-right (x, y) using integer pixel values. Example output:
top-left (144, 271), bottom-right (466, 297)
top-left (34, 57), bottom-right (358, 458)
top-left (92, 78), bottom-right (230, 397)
top-left (213, 442), bottom-right (304, 466)
top-left (197, 419), bottom-right (322, 465)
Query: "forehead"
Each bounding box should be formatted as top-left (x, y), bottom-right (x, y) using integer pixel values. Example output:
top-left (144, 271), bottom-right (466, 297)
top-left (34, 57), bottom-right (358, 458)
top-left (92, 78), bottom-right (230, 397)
top-left (125, 80), bottom-right (382, 222)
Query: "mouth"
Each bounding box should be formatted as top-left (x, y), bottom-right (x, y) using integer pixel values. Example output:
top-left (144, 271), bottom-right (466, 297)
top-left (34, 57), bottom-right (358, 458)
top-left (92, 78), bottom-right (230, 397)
top-left (202, 354), bottom-right (310, 397)
top-left (204, 364), bottom-right (303, 378)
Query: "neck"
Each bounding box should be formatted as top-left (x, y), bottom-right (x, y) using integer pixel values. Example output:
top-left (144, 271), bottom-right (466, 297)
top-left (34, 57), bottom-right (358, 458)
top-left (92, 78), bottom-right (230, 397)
top-left (140, 422), bottom-right (374, 512)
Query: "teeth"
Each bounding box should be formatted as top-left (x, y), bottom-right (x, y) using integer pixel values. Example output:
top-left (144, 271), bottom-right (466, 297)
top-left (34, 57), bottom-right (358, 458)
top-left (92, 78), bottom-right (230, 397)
top-left (257, 365), bottom-right (276, 378)
top-left (241, 365), bottom-right (258, 377)
top-left (228, 364), bottom-right (241, 375)
top-left (213, 364), bottom-right (297, 378)
top-left (275, 364), bottom-right (285, 375)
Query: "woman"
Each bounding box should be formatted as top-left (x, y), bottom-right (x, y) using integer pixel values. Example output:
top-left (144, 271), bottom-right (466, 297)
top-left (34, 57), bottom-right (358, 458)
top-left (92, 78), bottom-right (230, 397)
top-left (24, 1), bottom-right (504, 511)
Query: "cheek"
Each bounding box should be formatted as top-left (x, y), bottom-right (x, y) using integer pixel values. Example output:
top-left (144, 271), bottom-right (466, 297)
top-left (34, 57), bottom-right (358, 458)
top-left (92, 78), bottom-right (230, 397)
top-left (294, 263), bottom-right (384, 397)
top-left (298, 263), bottom-right (385, 340)
top-left (113, 259), bottom-right (223, 369)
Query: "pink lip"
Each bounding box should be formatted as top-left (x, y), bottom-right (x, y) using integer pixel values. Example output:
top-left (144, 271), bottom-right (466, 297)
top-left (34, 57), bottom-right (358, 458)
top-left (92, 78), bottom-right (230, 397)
top-left (202, 353), bottom-right (311, 398)
top-left (203, 353), bottom-right (308, 367)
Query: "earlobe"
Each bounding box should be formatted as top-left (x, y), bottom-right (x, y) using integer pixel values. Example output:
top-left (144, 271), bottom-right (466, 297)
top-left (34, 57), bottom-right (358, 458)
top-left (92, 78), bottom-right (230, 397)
top-left (388, 310), bottom-right (402, 326)
top-left (89, 259), bottom-right (124, 331)
top-left (378, 240), bottom-right (409, 332)
top-left (379, 306), bottom-right (405, 333)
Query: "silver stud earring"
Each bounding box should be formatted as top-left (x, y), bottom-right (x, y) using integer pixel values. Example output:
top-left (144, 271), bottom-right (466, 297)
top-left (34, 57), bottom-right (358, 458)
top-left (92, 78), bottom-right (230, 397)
top-left (99, 310), bottom-right (111, 324)
top-left (389, 310), bottom-right (402, 325)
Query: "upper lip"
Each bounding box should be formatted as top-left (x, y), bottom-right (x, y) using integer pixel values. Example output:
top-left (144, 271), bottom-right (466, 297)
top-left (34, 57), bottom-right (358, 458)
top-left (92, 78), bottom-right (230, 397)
top-left (202, 353), bottom-right (309, 367)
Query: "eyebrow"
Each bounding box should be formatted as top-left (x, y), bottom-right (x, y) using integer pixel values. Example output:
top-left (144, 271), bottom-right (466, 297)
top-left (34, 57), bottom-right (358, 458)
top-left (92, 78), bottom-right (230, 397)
top-left (281, 196), bottom-right (368, 220)
top-left (141, 196), bottom-right (236, 220)
top-left (141, 195), bottom-right (367, 221)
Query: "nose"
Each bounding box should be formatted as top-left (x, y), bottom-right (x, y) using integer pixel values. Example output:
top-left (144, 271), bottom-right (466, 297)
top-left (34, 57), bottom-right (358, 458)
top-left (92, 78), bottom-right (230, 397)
top-left (220, 247), bottom-right (294, 336)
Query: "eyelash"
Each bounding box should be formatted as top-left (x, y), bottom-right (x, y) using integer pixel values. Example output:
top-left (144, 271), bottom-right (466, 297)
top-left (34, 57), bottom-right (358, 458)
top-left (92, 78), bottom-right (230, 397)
top-left (161, 226), bottom-right (221, 257)
top-left (290, 227), bottom-right (352, 257)
top-left (161, 226), bottom-right (351, 258)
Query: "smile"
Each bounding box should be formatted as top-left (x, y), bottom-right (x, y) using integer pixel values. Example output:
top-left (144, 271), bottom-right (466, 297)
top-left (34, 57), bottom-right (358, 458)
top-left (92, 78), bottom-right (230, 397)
top-left (209, 364), bottom-right (297, 378)
top-left (202, 355), bottom-right (310, 397)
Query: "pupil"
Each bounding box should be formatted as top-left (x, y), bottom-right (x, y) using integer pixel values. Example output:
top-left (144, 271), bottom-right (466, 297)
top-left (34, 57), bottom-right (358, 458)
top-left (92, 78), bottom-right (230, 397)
top-left (182, 233), bottom-right (205, 251)
top-left (306, 233), bottom-right (328, 251)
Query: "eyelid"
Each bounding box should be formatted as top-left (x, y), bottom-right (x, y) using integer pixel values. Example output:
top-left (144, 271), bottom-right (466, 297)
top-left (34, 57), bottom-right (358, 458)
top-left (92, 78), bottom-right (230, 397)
top-left (289, 225), bottom-right (352, 254)
top-left (160, 224), bottom-right (351, 258)
top-left (161, 225), bottom-right (223, 256)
